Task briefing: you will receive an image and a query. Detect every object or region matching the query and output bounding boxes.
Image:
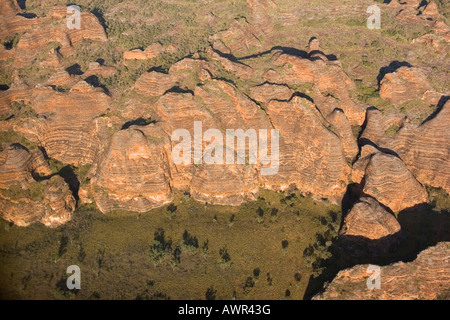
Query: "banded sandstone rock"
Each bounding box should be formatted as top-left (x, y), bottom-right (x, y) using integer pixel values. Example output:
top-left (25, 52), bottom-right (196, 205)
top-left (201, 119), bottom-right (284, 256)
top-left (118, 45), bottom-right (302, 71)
top-left (0, 83), bottom-right (31, 117)
top-left (263, 95), bottom-right (351, 203)
top-left (123, 43), bottom-right (167, 61)
top-left (340, 197), bottom-right (401, 244)
top-left (0, 144), bottom-right (75, 227)
top-left (135, 72), bottom-right (174, 96)
top-left (379, 66), bottom-right (432, 105)
top-left (326, 108), bottom-right (359, 162)
top-left (131, 77), bottom-right (353, 207)
top-left (89, 126), bottom-right (172, 213)
top-left (267, 50), bottom-right (365, 126)
top-left (361, 152), bottom-right (428, 212)
top-left (168, 58), bottom-right (216, 84)
top-left (211, 0), bottom-right (276, 56)
top-left (123, 49), bottom-right (148, 60)
top-left (0, 144), bottom-right (51, 189)
top-left (208, 48), bottom-right (257, 80)
top-left (84, 62), bottom-right (117, 78)
top-left (0, 0), bottom-right (39, 41)
top-left (361, 102), bottom-right (450, 193)
top-left (9, 5), bottom-right (106, 68)
top-left (249, 83), bottom-right (293, 105)
top-left (27, 81), bottom-right (112, 166)
top-left (190, 162), bottom-right (259, 206)
top-left (314, 242), bottom-right (450, 300)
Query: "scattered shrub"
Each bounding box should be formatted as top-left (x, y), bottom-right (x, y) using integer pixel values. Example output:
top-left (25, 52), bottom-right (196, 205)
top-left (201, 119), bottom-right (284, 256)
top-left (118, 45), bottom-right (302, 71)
top-left (219, 247), bottom-right (231, 264)
top-left (149, 228), bottom-right (172, 265)
top-left (243, 276), bottom-right (255, 294)
top-left (205, 286), bottom-right (217, 300)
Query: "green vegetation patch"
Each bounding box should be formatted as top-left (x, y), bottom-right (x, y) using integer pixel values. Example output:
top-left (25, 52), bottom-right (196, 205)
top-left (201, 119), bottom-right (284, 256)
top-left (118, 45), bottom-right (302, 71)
top-left (0, 189), bottom-right (341, 300)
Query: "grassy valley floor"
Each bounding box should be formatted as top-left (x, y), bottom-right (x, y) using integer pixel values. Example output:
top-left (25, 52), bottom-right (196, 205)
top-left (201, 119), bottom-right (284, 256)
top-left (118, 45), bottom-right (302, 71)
top-left (0, 189), bottom-right (341, 300)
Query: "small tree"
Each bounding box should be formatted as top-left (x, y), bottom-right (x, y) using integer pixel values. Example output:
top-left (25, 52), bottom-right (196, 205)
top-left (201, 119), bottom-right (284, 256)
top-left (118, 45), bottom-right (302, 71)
top-left (205, 286), bottom-right (217, 300)
top-left (149, 228), bottom-right (172, 266)
top-left (243, 277), bottom-right (255, 294)
top-left (182, 230), bottom-right (199, 249)
top-left (256, 207), bottom-right (264, 223)
top-left (167, 203), bottom-right (177, 213)
top-left (219, 247), bottom-right (231, 263)
top-left (267, 273), bottom-right (273, 286)
top-left (219, 247), bottom-right (231, 268)
top-left (202, 239), bottom-right (209, 255)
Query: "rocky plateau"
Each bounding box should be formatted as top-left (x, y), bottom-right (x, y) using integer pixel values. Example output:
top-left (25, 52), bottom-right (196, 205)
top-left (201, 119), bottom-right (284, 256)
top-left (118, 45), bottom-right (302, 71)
top-left (0, 0), bottom-right (448, 300)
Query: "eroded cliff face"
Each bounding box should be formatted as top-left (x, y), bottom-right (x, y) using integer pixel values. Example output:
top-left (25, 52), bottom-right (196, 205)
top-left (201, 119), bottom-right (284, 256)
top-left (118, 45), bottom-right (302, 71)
top-left (26, 81), bottom-right (113, 166)
top-left (1, 0), bottom-right (447, 221)
top-left (360, 101), bottom-right (450, 194)
top-left (9, 5), bottom-right (107, 68)
top-left (314, 242), bottom-right (450, 300)
top-left (340, 196), bottom-right (401, 241)
top-left (0, 0), bottom-right (449, 301)
top-left (89, 126), bottom-right (173, 213)
top-left (0, 144), bottom-right (75, 227)
top-left (0, 0), bottom-right (39, 41)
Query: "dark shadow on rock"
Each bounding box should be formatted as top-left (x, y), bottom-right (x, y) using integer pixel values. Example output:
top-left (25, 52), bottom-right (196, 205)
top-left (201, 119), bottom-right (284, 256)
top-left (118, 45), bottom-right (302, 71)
top-left (84, 75), bottom-right (110, 95)
top-left (4, 39), bottom-right (16, 50)
top-left (66, 64), bottom-right (83, 76)
top-left (303, 201), bottom-right (449, 299)
top-left (291, 91), bottom-right (314, 103)
top-left (49, 85), bottom-right (69, 92)
top-left (147, 66), bottom-right (167, 73)
top-left (0, 85), bottom-right (9, 91)
top-left (421, 95), bottom-right (449, 124)
top-left (377, 61), bottom-right (412, 87)
top-left (395, 203), bottom-right (450, 260)
top-left (341, 183), bottom-right (362, 216)
top-left (33, 147), bottom-right (80, 202)
top-left (121, 117), bottom-right (156, 130)
top-left (271, 46), bottom-right (308, 59)
top-left (10, 142), bottom-right (28, 152)
top-left (163, 86), bottom-right (194, 95)
top-left (358, 137), bottom-right (401, 158)
top-left (17, 12), bottom-right (36, 18)
top-left (357, 106), bottom-right (375, 141)
top-left (211, 48), bottom-right (255, 68)
top-left (59, 165), bottom-right (80, 202)
top-left (17, 0), bottom-right (26, 9)
top-left (211, 48), bottom-right (240, 63)
top-left (237, 49), bottom-right (276, 61)
top-left (38, 146), bottom-right (49, 160)
top-left (237, 46), bottom-right (309, 62)
top-left (352, 106), bottom-right (375, 163)
top-left (213, 77), bottom-right (237, 87)
top-left (244, 93), bottom-right (264, 108)
top-left (91, 8), bottom-right (107, 32)
top-left (418, 0), bottom-right (428, 10)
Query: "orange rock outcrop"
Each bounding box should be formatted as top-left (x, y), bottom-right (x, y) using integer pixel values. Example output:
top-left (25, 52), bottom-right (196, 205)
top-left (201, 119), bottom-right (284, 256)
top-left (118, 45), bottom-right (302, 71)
top-left (314, 242), bottom-right (450, 300)
top-left (0, 144), bottom-right (75, 227)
